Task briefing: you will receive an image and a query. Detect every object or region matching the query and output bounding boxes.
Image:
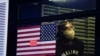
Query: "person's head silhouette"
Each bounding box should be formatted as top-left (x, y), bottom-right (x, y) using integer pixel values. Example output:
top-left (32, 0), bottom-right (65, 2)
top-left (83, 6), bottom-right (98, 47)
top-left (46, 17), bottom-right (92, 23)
top-left (57, 20), bottom-right (75, 40)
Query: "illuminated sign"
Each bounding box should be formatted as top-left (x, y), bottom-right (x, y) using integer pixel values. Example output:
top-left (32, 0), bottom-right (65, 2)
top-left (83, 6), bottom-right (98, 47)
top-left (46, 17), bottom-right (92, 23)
top-left (0, 0), bottom-right (9, 56)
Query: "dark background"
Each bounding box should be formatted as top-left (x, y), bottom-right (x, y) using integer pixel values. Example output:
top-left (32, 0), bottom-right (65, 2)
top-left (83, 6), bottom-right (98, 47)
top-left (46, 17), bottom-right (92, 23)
top-left (7, 0), bottom-right (97, 56)
top-left (18, 0), bottom-right (96, 19)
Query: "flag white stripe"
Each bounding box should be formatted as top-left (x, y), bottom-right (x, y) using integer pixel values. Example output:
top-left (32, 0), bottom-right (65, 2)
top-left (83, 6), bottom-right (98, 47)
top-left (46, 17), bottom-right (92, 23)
top-left (17, 45), bottom-right (55, 51)
top-left (18, 32), bottom-right (40, 37)
top-left (17, 40), bottom-right (55, 46)
top-left (17, 37), bottom-right (40, 42)
top-left (18, 28), bottom-right (40, 33)
top-left (17, 50), bottom-right (55, 55)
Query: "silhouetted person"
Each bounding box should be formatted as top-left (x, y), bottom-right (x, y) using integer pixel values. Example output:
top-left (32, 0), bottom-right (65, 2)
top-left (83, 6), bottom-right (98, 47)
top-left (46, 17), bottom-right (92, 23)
top-left (56, 21), bottom-right (84, 56)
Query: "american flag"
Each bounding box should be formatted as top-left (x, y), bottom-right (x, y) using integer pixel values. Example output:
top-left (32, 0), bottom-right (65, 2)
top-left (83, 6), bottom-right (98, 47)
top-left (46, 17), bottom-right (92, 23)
top-left (17, 24), bottom-right (56, 56)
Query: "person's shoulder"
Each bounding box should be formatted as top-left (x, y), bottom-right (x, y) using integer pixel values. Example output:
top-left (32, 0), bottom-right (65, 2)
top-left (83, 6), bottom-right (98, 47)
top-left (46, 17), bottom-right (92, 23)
top-left (74, 38), bottom-right (82, 41)
top-left (74, 38), bottom-right (84, 44)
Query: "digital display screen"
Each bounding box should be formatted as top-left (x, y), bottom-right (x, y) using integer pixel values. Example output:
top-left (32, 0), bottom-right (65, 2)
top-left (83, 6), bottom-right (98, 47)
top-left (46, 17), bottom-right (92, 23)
top-left (17, 0), bottom-right (95, 56)
top-left (17, 17), bottom-right (95, 56)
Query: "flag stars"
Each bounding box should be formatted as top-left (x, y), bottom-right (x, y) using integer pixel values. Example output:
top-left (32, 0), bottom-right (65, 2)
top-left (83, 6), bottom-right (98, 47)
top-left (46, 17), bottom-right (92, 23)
top-left (40, 24), bottom-right (56, 41)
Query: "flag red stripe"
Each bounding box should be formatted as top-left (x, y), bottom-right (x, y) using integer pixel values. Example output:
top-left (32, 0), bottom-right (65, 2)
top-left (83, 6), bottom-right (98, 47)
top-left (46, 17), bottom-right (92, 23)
top-left (17, 40), bottom-right (39, 44)
top-left (17, 41), bottom-right (55, 47)
top-left (17, 50), bottom-right (55, 56)
top-left (17, 53), bottom-right (55, 56)
top-left (18, 25), bottom-right (40, 30)
top-left (17, 40), bottom-right (39, 43)
top-left (17, 48), bottom-right (55, 52)
top-left (17, 43), bottom-right (55, 48)
top-left (17, 35), bottom-right (40, 39)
